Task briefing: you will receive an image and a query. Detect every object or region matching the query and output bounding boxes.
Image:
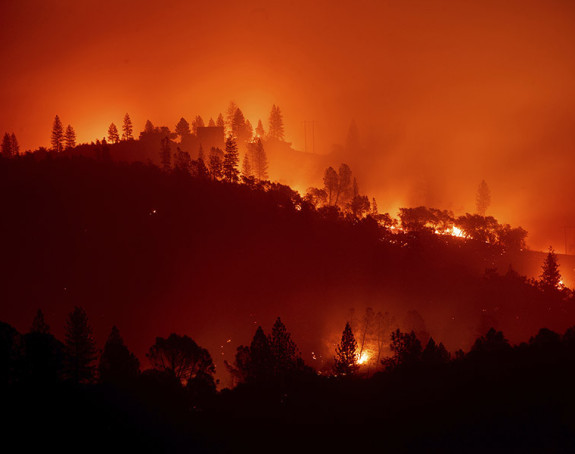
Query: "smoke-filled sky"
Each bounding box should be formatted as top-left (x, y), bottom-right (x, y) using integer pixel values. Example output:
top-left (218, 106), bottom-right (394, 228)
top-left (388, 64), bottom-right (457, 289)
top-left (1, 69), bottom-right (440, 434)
top-left (2, 0), bottom-right (575, 250)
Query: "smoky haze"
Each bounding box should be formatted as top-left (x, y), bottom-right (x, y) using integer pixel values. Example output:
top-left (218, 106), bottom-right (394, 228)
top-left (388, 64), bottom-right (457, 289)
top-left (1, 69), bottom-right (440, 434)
top-left (2, 0), bottom-right (575, 249)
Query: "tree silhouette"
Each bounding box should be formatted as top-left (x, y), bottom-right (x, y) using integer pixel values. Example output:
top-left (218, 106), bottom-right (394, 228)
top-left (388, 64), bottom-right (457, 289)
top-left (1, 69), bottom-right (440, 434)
top-left (51, 115), bottom-right (64, 152)
top-left (10, 133), bottom-right (19, 156)
top-left (355, 307), bottom-right (374, 360)
top-left (31, 309), bottom-right (50, 334)
top-left (147, 333), bottom-right (215, 385)
top-left (63, 125), bottom-right (76, 149)
top-left (208, 147), bottom-right (224, 180)
top-left (216, 113), bottom-right (225, 129)
top-left (228, 326), bottom-right (274, 384)
top-left (422, 337), bottom-right (450, 364)
top-left (540, 246), bottom-right (561, 290)
top-left (232, 108), bottom-right (247, 141)
top-left (98, 326), bottom-right (140, 385)
top-left (384, 329), bottom-right (422, 370)
top-left (268, 104), bottom-right (285, 141)
top-left (107, 123), bottom-right (119, 144)
top-left (255, 119), bottom-right (265, 138)
top-left (350, 195), bottom-right (370, 218)
top-left (241, 153), bottom-right (252, 179)
top-left (1, 133), bottom-right (13, 157)
top-left (335, 163), bottom-right (352, 206)
top-left (174, 147), bottom-right (191, 174)
top-left (245, 119), bottom-right (253, 142)
top-left (175, 117), bottom-right (191, 139)
top-left (64, 306), bottom-right (97, 384)
top-left (476, 180), bottom-right (491, 216)
top-left (223, 136), bottom-right (240, 183)
top-left (22, 311), bottom-right (64, 383)
top-left (192, 115), bottom-right (205, 134)
top-left (144, 119), bottom-right (155, 134)
top-left (471, 328), bottom-right (511, 354)
top-left (208, 117), bottom-right (216, 127)
top-left (268, 317), bottom-right (300, 377)
top-left (122, 113), bottom-right (133, 140)
top-left (251, 138), bottom-right (268, 180)
top-left (334, 322), bottom-right (359, 375)
top-left (304, 187), bottom-right (328, 208)
top-left (323, 167), bottom-right (338, 205)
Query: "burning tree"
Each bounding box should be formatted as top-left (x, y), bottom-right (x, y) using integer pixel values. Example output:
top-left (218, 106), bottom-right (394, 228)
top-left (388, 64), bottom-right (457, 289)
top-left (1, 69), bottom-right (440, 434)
top-left (334, 322), bottom-right (359, 375)
top-left (540, 246), bottom-right (562, 291)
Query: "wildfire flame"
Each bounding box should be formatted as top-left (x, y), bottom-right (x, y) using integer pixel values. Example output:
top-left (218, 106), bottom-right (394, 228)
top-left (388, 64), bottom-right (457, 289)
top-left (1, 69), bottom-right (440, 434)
top-left (357, 351), bottom-right (370, 365)
top-left (450, 226), bottom-right (465, 238)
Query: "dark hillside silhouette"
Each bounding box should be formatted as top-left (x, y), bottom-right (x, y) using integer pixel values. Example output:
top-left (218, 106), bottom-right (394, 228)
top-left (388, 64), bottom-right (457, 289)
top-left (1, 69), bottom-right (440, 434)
top-left (0, 154), bottom-right (574, 386)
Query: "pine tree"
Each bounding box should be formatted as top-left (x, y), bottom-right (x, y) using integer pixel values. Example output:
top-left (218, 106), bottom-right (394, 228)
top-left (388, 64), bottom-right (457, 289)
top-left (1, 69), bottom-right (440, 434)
top-left (208, 147), bottom-right (224, 180)
top-left (192, 115), bottom-right (205, 134)
top-left (334, 322), bottom-right (359, 375)
top-left (51, 115), bottom-right (64, 152)
top-left (252, 138), bottom-right (268, 180)
top-left (122, 113), bottom-right (133, 140)
top-left (540, 246), bottom-right (562, 290)
top-left (106, 123), bottom-right (118, 143)
top-left (31, 309), bottom-right (50, 334)
top-left (268, 105), bottom-right (285, 141)
top-left (422, 337), bottom-right (450, 364)
top-left (476, 180), bottom-right (491, 216)
top-left (208, 117), bottom-right (216, 127)
top-left (268, 317), bottom-right (299, 376)
top-left (64, 125), bottom-right (76, 149)
top-left (255, 119), bottom-right (265, 138)
top-left (245, 119), bottom-right (253, 142)
top-left (99, 326), bottom-right (140, 385)
top-left (216, 113), bottom-right (225, 129)
top-left (10, 133), bottom-right (19, 156)
top-left (223, 136), bottom-right (240, 183)
top-left (241, 153), bottom-right (252, 179)
top-left (372, 197), bottom-right (378, 216)
top-left (231, 108), bottom-right (247, 141)
top-left (144, 119), bottom-right (155, 134)
top-left (64, 307), bottom-right (97, 384)
top-left (175, 117), bottom-right (191, 139)
top-left (1, 133), bottom-right (12, 157)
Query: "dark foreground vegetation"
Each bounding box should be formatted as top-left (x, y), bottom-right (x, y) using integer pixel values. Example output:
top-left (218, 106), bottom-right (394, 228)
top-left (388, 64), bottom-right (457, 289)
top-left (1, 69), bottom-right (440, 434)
top-left (1, 150), bottom-right (575, 451)
top-left (3, 309), bottom-right (575, 452)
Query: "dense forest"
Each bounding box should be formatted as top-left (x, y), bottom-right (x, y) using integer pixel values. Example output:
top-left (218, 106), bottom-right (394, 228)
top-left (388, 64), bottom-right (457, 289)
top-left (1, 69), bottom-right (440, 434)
top-left (2, 111), bottom-right (575, 451)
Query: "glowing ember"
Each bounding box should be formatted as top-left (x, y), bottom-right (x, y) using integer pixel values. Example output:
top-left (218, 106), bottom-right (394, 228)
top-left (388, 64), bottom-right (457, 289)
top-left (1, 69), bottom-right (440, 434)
top-left (357, 351), bottom-right (370, 365)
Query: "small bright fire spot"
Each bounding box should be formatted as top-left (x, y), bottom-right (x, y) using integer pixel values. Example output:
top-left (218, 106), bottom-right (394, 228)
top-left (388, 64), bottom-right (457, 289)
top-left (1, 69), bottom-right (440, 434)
top-left (358, 351), bottom-right (370, 365)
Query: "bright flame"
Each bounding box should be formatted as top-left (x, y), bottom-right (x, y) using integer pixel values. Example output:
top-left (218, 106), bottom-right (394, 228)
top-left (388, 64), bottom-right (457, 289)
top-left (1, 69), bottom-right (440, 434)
top-left (450, 226), bottom-right (465, 238)
top-left (357, 351), bottom-right (370, 365)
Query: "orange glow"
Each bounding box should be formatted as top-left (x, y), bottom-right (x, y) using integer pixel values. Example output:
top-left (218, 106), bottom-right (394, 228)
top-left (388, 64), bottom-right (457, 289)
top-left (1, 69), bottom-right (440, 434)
top-left (357, 351), bottom-right (370, 365)
top-left (2, 1), bottom-right (575, 250)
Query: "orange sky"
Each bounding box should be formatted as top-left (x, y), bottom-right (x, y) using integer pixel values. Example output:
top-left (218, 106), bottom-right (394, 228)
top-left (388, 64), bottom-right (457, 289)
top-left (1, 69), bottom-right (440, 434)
top-left (2, 0), bottom-right (575, 250)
